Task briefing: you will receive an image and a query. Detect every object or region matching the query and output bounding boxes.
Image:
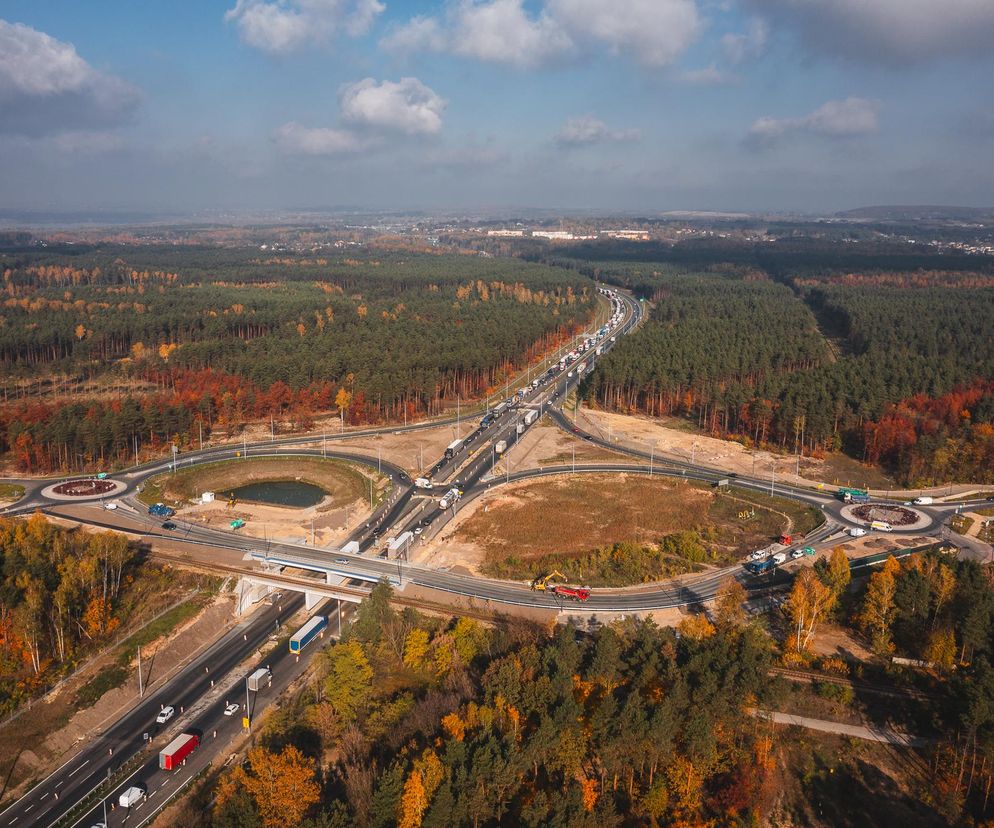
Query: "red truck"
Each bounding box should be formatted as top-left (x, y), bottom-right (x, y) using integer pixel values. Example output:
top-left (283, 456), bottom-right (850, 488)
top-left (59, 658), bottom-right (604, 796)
top-left (159, 733), bottom-right (199, 771)
top-left (552, 584), bottom-right (591, 602)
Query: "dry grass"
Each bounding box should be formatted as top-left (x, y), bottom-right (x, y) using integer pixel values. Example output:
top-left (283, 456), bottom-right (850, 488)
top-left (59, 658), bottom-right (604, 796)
top-left (455, 473), bottom-right (822, 577)
top-left (142, 456), bottom-right (370, 509)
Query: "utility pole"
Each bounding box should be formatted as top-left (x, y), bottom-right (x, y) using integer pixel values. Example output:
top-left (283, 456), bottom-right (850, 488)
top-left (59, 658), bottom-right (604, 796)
top-left (771, 460), bottom-right (776, 497)
top-left (323, 433), bottom-right (326, 457)
top-left (137, 645), bottom-right (144, 697)
top-left (245, 676), bottom-right (251, 732)
top-left (650, 445), bottom-right (654, 477)
top-left (199, 420), bottom-right (203, 451)
top-left (378, 446), bottom-right (382, 474)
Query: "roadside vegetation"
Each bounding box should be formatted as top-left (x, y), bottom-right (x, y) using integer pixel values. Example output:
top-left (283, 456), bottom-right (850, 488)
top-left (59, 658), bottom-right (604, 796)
top-left (0, 514), bottom-right (219, 719)
top-left (0, 483), bottom-right (24, 502)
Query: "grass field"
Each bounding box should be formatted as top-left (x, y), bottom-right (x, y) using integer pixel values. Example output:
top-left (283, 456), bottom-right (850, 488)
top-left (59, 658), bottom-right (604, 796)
top-left (137, 456), bottom-right (372, 508)
top-left (0, 483), bottom-right (24, 501)
top-left (456, 473), bottom-right (824, 584)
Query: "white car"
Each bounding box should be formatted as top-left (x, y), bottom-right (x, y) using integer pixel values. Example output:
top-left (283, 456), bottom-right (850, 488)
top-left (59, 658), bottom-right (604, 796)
top-left (750, 549), bottom-right (766, 560)
top-left (103, 501), bottom-right (118, 510)
top-left (790, 549), bottom-right (804, 559)
top-left (156, 705), bottom-right (175, 724)
top-left (224, 703), bottom-right (240, 716)
top-left (848, 527), bottom-right (867, 538)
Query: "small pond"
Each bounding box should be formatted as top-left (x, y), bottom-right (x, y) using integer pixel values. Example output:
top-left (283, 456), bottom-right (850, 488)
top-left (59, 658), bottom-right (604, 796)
top-left (227, 480), bottom-right (326, 508)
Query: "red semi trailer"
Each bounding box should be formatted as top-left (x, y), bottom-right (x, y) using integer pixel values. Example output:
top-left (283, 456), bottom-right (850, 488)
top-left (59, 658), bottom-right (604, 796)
top-left (159, 733), bottom-right (199, 770)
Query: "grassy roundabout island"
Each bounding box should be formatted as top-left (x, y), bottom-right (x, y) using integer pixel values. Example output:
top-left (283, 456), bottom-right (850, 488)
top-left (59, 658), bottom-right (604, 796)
top-left (450, 473), bottom-right (823, 586)
top-left (138, 456), bottom-right (380, 511)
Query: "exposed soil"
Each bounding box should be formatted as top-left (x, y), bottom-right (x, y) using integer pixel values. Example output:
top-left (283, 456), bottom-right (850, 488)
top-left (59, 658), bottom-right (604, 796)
top-left (144, 457), bottom-right (382, 546)
top-left (851, 504), bottom-right (919, 526)
top-left (421, 473), bottom-right (806, 577)
top-left (51, 478), bottom-right (117, 496)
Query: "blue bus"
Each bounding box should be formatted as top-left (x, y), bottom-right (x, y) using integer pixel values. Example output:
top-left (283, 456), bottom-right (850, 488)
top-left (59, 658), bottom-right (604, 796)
top-left (289, 615), bottom-right (328, 653)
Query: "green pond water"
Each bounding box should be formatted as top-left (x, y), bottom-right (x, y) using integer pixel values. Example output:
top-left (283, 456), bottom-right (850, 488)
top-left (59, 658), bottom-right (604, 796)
top-left (227, 480), bottom-right (325, 508)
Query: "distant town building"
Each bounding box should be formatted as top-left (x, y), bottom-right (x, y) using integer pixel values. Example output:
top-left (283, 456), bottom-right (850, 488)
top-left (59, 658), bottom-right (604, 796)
top-left (487, 229), bottom-right (525, 237)
top-left (602, 230), bottom-right (650, 240)
top-left (532, 230), bottom-right (575, 240)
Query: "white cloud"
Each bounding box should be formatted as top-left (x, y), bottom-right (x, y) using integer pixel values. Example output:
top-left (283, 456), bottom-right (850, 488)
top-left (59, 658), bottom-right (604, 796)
top-left (274, 122), bottom-right (364, 154)
top-left (555, 115), bottom-right (642, 146)
top-left (225, 0), bottom-right (384, 54)
top-left (746, 0), bottom-right (994, 63)
top-left (747, 97), bottom-right (879, 146)
top-left (721, 19), bottom-right (768, 64)
top-left (0, 20), bottom-right (140, 136)
top-left (680, 64), bottom-right (737, 85)
top-left (380, 16), bottom-right (447, 54)
top-left (383, 0), bottom-right (699, 69)
top-left (340, 77), bottom-right (447, 135)
top-left (548, 0), bottom-right (701, 68)
top-left (450, 0), bottom-right (572, 68)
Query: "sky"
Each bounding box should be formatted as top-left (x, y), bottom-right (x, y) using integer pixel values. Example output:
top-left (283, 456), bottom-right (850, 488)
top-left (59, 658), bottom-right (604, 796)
top-left (0, 0), bottom-right (992, 215)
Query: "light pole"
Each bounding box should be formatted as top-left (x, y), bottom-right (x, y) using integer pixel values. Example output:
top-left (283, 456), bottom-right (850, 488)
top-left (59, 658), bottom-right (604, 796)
top-left (770, 460), bottom-right (776, 497)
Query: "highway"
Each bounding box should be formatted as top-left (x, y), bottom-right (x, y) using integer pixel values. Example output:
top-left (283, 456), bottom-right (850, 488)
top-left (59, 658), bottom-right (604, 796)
top-left (0, 285), bottom-right (988, 825)
top-left (0, 592), bottom-right (330, 828)
top-left (1, 285), bottom-right (977, 619)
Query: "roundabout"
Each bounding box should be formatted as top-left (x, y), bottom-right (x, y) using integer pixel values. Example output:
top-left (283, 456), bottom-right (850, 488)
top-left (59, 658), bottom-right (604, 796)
top-left (41, 477), bottom-right (126, 501)
top-left (840, 502), bottom-right (933, 532)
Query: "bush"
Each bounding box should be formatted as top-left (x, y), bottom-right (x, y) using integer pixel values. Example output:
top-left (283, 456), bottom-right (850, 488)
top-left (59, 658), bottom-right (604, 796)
top-left (815, 681), bottom-right (854, 705)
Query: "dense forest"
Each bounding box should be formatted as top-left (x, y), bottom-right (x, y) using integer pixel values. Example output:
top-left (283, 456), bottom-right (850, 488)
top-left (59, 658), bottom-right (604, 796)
top-left (572, 247), bottom-right (994, 485)
top-left (203, 581), bottom-right (782, 828)
top-left (0, 515), bottom-right (138, 716)
top-left (172, 546), bottom-right (994, 827)
top-left (0, 246), bottom-right (593, 471)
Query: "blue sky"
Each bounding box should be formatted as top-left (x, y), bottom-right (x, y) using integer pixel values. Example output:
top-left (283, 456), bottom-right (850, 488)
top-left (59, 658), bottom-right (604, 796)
top-left (0, 0), bottom-right (992, 214)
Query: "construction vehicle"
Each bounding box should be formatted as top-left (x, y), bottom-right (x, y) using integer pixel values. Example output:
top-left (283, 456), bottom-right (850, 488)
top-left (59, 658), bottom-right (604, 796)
top-left (552, 584), bottom-right (591, 602)
top-left (531, 570), bottom-right (568, 591)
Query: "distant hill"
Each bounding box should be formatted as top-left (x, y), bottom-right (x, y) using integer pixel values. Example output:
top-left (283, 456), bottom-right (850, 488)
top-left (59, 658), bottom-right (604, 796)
top-left (837, 205), bottom-right (994, 222)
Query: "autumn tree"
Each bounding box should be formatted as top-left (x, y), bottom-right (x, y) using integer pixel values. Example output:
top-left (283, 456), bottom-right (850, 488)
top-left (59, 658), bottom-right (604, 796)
top-left (235, 745), bottom-right (320, 828)
top-left (860, 557), bottom-right (900, 652)
top-left (786, 567), bottom-right (835, 653)
top-left (714, 576), bottom-right (747, 629)
top-left (324, 640), bottom-right (373, 722)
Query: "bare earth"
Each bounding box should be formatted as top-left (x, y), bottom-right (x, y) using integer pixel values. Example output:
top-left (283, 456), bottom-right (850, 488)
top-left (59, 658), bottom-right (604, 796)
top-left (0, 591), bottom-right (238, 803)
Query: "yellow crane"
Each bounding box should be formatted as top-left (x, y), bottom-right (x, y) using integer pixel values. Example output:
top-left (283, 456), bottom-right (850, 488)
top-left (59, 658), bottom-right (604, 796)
top-left (530, 570), bottom-right (569, 591)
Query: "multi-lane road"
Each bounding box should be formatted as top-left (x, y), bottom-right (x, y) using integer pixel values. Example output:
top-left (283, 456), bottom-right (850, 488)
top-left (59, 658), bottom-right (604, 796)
top-left (0, 286), bottom-right (989, 825)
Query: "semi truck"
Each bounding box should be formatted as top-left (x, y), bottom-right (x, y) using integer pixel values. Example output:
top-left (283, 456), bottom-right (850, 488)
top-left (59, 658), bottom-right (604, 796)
top-left (551, 584), bottom-right (591, 602)
top-left (516, 422), bottom-right (525, 435)
top-left (444, 439), bottom-right (462, 459)
top-left (495, 440), bottom-right (508, 454)
top-left (160, 733), bottom-right (200, 770)
top-left (289, 616), bottom-right (328, 653)
top-left (247, 667), bottom-right (272, 691)
top-left (523, 409), bottom-right (538, 426)
top-left (837, 487), bottom-right (870, 503)
top-left (438, 487), bottom-right (462, 510)
top-left (745, 558), bottom-right (776, 575)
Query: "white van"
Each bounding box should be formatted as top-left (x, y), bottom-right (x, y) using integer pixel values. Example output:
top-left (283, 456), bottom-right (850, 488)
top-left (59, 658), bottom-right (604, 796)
top-left (870, 520), bottom-right (893, 532)
top-left (119, 786), bottom-right (144, 808)
top-left (848, 527), bottom-right (867, 537)
top-left (913, 496), bottom-right (933, 505)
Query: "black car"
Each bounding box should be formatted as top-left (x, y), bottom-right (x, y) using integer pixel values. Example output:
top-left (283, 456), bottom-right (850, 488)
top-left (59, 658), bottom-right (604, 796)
top-left (161, 521), bottom-right (177, 530)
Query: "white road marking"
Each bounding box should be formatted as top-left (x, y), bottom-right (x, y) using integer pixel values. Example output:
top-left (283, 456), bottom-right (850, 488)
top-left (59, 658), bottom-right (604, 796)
top-left (68, 760), bottom-right (89, 777)
top-left (22, 807), bottom-right (31, 813)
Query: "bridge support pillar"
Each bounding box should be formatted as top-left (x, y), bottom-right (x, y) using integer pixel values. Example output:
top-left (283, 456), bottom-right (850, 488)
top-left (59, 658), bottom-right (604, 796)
top-left (304, 591), bottom-right (322, 610)
top-left (235, 578), bottom-right (271, 615)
